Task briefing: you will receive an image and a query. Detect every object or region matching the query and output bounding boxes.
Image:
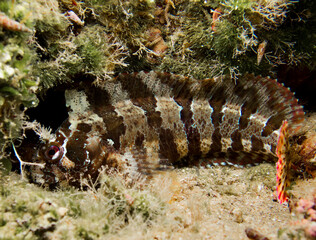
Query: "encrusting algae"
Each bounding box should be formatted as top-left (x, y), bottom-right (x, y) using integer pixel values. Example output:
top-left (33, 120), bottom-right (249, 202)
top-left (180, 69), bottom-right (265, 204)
top-left (0, 0), bottom-right (37, 166)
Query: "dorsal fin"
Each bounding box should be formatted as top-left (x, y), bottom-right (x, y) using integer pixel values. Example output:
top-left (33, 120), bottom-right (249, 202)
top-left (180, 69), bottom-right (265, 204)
top-left (112, 71), bottom-right (304, 135)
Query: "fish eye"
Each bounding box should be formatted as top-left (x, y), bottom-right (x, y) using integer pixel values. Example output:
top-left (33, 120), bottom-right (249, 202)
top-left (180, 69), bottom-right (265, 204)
top-left (44, 144), bottom-right (64, 162)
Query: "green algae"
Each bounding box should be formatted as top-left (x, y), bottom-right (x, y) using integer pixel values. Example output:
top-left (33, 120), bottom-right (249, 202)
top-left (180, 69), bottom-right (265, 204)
top-left (0, 1), bottom-right (38, 165)
top-left (0, 171), bottom-right (166, 239)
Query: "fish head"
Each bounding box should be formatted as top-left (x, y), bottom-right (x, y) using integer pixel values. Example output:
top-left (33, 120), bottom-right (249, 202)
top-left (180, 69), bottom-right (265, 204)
top-left (16, 119), bottom-right (116, 188)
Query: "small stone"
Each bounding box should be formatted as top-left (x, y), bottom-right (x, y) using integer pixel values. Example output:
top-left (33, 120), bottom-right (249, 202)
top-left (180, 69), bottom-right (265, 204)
top-left (0, 51), bottom-right (11, 63)
top-left (245, 227), bottom-right (270, 240)
top-left (124, 193), bottom-right (134, 205)
top-left (4, 65), bottom-right (15, 77)
top-left (297, 198), bottom-right (315, 213)
top-left (307, 208), bottom-right (316, 221)
top-left (0, 69), bottom-right (5, 79)
top-left (232, 208), bottom-right (243, 223)
top-left (305, 222), bottom-right (316, 238)
top-left (57, 207), bottom-right (68, 218)
top-left (39, 199), bottom-right (57, 212)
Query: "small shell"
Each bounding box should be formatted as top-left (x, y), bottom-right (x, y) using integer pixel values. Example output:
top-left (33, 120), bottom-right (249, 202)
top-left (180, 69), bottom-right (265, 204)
top-left (0, 13), bottom-right (32, 33)
top-left (257, 40), bottom-right (268, 65)
top-left (65, 11), bottom-right (84, 26)
top-left (211, 8), bottom-right (222, 32)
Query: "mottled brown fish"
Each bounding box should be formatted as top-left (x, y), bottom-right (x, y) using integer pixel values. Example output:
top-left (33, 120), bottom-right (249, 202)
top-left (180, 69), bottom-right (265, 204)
top-left (19, 72), bottom-right (304, 188)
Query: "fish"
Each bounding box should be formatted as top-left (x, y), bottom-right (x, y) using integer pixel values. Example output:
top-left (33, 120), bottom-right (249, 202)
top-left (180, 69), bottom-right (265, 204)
top-left (18, 71), bottom-right (304, 189)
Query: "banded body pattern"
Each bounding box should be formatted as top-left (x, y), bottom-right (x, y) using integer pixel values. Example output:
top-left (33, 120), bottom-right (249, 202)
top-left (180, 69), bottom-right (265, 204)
top-left (27, 72), bottom-right (304, 187)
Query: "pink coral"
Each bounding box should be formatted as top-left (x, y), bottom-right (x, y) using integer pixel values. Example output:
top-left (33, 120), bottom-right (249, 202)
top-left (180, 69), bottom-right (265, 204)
top-left (305, 223), bottom-right (316, 238)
